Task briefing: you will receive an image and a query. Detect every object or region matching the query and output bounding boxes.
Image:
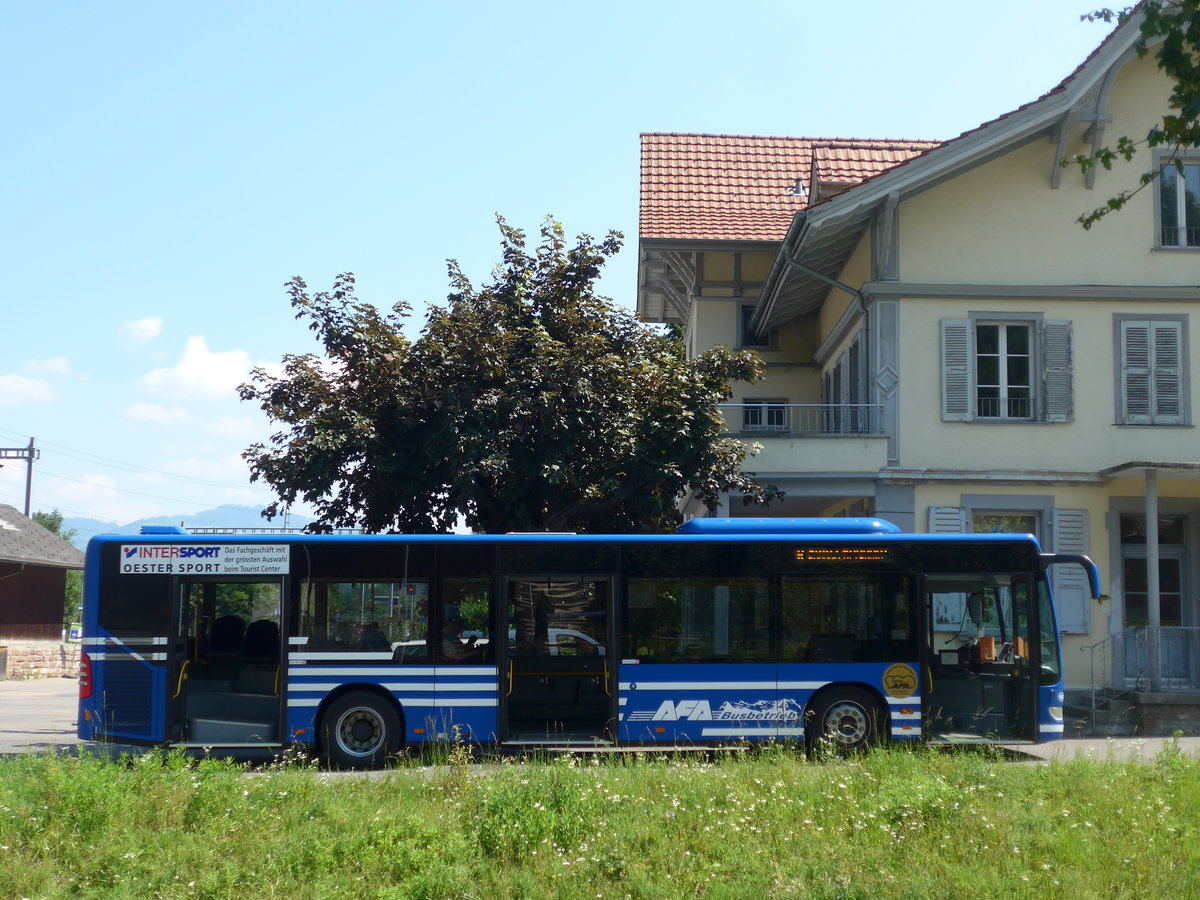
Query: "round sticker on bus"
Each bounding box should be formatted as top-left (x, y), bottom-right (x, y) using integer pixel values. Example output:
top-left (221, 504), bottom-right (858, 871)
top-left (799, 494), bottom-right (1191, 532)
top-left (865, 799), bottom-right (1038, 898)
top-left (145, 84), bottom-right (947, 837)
top-left (883, 663), bottom-right (918, 699)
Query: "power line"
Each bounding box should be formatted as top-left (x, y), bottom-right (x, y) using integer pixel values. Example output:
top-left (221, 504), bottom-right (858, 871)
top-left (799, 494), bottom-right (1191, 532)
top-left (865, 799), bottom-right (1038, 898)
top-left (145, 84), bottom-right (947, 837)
top-left (0, 425), bottom-right (263, 492)
top-left (38, 468), bottom-right (272, 510)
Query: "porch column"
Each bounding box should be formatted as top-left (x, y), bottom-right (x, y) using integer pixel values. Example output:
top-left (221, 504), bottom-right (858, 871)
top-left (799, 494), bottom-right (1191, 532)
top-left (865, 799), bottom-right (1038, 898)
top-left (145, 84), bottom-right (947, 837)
top-left (1145, 468), bottom-right (1161, 691)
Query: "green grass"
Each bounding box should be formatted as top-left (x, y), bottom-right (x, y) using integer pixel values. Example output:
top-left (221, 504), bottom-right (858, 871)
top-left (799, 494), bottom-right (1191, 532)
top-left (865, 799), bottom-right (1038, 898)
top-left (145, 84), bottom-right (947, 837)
top-left (1, 743), bottom-right (1197, 899)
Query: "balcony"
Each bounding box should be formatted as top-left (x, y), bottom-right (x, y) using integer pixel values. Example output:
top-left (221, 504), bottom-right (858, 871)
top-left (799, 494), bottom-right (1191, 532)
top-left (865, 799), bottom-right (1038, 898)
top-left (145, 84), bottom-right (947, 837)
top-left (717, 404), bottom-right (890, 475)
top-left (719, 403), bottom-right (885, 437)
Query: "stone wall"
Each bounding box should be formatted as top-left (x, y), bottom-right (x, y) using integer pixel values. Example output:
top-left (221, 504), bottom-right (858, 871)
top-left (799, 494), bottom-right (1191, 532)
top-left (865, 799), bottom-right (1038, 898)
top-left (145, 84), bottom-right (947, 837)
top-left (0, 642), bottom-right (80, 679)
top-left (1137, 693), bottom-right (1200, 736)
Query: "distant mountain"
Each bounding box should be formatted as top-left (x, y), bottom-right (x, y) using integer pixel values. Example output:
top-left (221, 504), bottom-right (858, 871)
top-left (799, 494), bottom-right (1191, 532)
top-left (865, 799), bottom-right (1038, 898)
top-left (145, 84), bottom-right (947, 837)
top-left (64, 505), bottom-right (313, 549)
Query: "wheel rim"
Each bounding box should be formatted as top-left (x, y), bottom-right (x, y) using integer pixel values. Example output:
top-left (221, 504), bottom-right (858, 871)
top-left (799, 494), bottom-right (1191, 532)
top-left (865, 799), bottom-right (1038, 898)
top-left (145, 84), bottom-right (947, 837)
top-left (335, 705), bottom-right (386, 757)
top-left (823, 700), bottom-right (870, 746)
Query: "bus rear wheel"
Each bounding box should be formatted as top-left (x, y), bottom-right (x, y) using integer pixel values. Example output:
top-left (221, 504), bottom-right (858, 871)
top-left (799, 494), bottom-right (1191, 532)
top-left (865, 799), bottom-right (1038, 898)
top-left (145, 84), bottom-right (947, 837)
top-left (321, 692), bottom-right (402, 769)
top-left (807, 688), bottom-right (884, 754)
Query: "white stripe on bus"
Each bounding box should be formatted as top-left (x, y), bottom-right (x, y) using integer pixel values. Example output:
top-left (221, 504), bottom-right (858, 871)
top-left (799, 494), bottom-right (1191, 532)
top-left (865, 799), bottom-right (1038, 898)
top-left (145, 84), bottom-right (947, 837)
top-left (288, 697), bottom-right (497, 709)
top-left (287, 666), bottom-right (496, 677)
top-left (777, 681), bottom-right (833, 691)
top-left (82, 636), bottom-right (168, 647)
top-left (288, 682), bottom-right (497, 694)
top-left (618, 681), bottom-right (779, 692)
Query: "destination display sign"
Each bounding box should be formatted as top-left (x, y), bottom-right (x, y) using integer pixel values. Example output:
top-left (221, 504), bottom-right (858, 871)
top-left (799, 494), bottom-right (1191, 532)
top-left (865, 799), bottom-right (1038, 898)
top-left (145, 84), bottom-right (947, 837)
top-left (794, 546), bottom-right (893, 563)
top-left (118, 544), bottom-right (290, 575)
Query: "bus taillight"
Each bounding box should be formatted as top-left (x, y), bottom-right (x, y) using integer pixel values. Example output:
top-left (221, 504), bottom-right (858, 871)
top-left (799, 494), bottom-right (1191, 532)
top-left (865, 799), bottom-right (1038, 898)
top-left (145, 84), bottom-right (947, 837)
top-left (79, 650), bottom-right (92, 700)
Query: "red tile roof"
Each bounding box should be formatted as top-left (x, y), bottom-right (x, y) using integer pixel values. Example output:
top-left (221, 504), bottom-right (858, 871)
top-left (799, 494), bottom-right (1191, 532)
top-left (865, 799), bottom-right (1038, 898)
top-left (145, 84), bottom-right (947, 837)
top-left (640, 133), bottom-right (942, 242)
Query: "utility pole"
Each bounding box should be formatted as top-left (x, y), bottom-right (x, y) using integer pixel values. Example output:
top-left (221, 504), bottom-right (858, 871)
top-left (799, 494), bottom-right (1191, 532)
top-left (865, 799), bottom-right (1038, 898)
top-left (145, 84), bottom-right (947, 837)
top-left (0, 437), bottom-right (39, 516)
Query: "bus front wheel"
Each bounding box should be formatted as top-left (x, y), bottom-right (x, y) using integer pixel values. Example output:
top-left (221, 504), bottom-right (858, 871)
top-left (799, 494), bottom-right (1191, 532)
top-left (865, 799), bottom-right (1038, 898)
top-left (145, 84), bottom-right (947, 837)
top-left (807, 688), bottom-right (884, 754)
top-left (321, 691), bottom-right (403, 769)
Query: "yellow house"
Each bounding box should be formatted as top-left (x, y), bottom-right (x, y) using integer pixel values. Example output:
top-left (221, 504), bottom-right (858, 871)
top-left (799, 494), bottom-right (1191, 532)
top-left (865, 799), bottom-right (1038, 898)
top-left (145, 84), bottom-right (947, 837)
top-left (637, 14), bottom-right (1200, 732)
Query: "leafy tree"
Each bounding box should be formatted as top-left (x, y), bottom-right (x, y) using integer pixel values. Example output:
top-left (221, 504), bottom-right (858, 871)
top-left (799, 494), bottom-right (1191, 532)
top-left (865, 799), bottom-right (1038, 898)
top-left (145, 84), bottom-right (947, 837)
top-left (32, 509), bottom-right (82, 626)
top-left (241, 216), bottom-right (780, 534)
top-left (1069, 2), bottom-right (1200, 227)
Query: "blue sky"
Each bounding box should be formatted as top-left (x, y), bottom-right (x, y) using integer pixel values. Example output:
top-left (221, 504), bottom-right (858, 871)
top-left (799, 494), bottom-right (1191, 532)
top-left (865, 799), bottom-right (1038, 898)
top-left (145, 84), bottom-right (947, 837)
top-left (0, 1), bottom-right (1112, 537)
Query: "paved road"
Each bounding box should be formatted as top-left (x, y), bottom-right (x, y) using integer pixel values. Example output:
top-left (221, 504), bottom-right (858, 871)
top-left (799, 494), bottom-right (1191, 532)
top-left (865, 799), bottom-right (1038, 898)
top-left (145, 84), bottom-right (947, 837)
top-left (1005, 734), bottom-right (1200, 762)
top-left (3, 676), bottom-right (1199, 762)
top-left (0, 676), bottom-right (80, 755)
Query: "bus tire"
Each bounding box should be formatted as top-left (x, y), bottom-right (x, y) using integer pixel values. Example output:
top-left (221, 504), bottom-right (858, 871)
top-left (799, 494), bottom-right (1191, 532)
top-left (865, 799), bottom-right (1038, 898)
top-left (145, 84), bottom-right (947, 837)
top-left (807, 687), bottom-right (884, 754)
top-left (321, 691), bottom-right (403, 770)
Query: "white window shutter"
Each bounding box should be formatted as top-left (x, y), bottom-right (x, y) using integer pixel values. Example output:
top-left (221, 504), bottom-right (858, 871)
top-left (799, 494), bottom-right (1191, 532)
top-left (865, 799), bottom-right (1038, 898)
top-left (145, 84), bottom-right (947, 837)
top-left (941, 319), bottom-right (972, 421)
top-left (928, 506), bottom-right (966, 533)
top-left (1121, 322), bottom-right (1153, 423)
top-left (1042, 320), bottom-right (1073, 423)
top-left (1051, 508), bottom-right (1090, 634)
top-left (1152, 321), bottom-right (1183, 422)
top-left (1121, 320), bottom-right (1185, 424)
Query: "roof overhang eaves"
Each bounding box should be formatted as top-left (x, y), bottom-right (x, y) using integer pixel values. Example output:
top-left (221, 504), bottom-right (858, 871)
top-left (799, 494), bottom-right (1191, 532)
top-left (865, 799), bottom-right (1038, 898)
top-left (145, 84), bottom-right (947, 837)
top-left (1, 554), bottom-right (84, 570)
top-left (754, 206), bottom-right (876, 331)
top-left (640, 237), bottom-right (784, 254)
top-left (638, 237), bottom-right (788, 322)
top-left (1100, 461), bottom-right (1200, 480)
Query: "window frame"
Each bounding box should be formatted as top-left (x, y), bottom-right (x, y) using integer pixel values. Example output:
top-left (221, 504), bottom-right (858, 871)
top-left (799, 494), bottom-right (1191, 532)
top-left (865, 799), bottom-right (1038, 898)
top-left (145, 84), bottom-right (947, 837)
top-left (974, 321), bottom-right (1034, 420)
top-left (738, 304), bottom-right (774, 350)
top-left (940, 313), bottom-right (1073, 424)
top-left (1154, 151), bottom-right (1200, 250)
top-left (741, 397), bottom-right (789, 433)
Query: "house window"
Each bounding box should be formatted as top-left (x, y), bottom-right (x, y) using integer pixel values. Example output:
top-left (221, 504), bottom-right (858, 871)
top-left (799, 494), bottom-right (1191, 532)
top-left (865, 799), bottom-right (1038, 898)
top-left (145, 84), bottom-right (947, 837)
top-left (1159, 159), bottom-right (1200, 248)
top-left (975, 323), bottom-right (1032, 419)
top-left (1116, 317), bottom-right (1187, 425)
top-left (973, 512), bottom-right (1039, 535)
top-left (738, 305), bottom-right (771, 349)
top-left (1119, 514), bottom-right (1187, 628)
top-left (940, 316), bottom-right (1072, 423)
top-left (742, 399), bottom-right (788, 432)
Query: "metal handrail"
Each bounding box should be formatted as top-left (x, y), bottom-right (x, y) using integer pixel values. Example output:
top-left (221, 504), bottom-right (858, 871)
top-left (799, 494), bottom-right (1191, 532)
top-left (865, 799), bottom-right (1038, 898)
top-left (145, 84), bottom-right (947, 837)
top-left (1081, 625), bottom-right (1200, 731)
top-left (717, 403), bottom-right (885, 436)
top-left (1080, 628), bottom-right (1134, 728)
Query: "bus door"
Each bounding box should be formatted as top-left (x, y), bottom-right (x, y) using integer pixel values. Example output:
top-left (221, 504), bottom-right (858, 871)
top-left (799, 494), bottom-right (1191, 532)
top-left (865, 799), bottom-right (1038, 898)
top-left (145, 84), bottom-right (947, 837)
top-left (502, 577), bottom-right (612, 743)
top-left (923, 574), bottom-right (1036, 742)
top-left (170, 578), bottom-right (286, 746)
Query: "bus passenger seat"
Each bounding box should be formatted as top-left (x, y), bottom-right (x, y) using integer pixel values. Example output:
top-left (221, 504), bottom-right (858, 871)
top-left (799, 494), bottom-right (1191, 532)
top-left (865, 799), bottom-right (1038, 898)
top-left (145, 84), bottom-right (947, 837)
top-left (243, 619), bottom-right (280, 662)
top-left (240, 619), bottom-right (281, 695)
top-left (209, 615), bottom-right (246, 658)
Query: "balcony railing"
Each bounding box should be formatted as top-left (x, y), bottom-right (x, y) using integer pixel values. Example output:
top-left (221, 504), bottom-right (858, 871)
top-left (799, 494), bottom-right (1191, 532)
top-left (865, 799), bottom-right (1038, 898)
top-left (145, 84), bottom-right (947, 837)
top-left (1085, 626), bottom-right (1200, 696)
top-left (718, 403), bottom-right (885, 436)
top-left (1161, 225), bottom-right (1200, 248)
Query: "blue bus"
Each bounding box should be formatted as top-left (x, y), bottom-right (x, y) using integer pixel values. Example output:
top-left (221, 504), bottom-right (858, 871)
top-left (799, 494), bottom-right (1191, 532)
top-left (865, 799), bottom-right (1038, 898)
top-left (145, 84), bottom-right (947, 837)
top-left (77, 518), bottom-right (1100, 767)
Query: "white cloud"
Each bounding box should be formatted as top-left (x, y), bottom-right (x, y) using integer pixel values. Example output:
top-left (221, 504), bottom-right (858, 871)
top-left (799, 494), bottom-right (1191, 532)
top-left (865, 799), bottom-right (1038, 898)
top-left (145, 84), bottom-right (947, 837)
top-left (161, 452), bottom-right (258, 484)
top-left (25, 357), bottom-right (72, 375)
top-left (202, 416), bottom-right (260, 439)
top-left (0, 374), bottom-right (57, 405)
top-left (126, 403), bottom-right (192, 426)
top-left (140, 336), bottom-right (254, 399)
top-left (120, 317), bottom-right (164, 345)
top-left (50, 473), bottom-right (171, 526)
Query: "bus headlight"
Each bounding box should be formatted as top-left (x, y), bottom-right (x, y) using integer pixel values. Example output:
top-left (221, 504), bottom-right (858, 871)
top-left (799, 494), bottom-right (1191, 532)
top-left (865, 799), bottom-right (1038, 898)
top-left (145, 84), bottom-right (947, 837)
top-left (1049, 705), bottom-right (1063, 720)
